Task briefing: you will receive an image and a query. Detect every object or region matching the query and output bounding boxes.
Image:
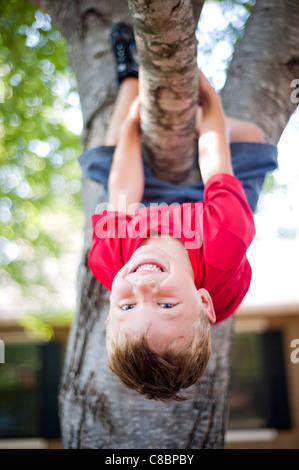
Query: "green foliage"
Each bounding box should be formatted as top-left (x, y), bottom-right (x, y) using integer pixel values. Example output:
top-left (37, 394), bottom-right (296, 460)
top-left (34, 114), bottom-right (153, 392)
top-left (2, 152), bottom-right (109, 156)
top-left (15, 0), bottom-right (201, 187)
top-left (0, 0), bottom-right (82, 323)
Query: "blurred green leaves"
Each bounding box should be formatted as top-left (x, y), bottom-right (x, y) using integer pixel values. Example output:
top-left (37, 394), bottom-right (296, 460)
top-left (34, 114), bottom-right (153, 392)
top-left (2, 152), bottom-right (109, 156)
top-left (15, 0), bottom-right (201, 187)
top-left (0, 0), bottom-right (82, 322)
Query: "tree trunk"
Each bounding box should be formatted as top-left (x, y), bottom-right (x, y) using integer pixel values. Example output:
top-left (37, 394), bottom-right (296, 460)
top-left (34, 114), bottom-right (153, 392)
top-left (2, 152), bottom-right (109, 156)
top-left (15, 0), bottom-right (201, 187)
top-left (26, 0), bottom-right (299, 449)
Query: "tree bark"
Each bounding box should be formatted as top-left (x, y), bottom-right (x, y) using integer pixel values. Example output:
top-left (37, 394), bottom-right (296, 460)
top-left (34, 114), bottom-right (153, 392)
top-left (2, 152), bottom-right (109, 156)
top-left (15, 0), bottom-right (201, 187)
top-left (24, 0), bottom-right (299, 449)
top-left (128, 0), bottom-right (199, 184)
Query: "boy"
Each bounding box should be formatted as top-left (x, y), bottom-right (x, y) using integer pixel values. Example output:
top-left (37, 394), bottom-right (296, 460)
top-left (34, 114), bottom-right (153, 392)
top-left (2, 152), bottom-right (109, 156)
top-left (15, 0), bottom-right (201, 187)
top-left (79, 23), bottom-right (278, 401)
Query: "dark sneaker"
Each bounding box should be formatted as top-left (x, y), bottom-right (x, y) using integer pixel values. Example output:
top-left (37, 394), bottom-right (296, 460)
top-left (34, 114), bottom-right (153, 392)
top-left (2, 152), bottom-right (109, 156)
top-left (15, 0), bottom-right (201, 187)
top-left (110, 22), bottom-right (139, 84)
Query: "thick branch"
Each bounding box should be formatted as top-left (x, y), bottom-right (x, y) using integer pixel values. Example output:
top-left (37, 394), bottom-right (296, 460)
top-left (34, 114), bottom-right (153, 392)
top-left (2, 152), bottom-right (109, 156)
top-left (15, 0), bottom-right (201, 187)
top-left (222, 0), bottom-right (299, 145)
top-left (128, 0), bottom-right (199, 184)
top-left (191, 0), bottom-right (206, 25)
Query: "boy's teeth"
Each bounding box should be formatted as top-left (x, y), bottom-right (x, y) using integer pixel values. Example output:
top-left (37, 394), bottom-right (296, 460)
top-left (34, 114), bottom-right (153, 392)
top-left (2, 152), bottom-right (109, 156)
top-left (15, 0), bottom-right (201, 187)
top-left (135, 264), bottom-right (162, 272)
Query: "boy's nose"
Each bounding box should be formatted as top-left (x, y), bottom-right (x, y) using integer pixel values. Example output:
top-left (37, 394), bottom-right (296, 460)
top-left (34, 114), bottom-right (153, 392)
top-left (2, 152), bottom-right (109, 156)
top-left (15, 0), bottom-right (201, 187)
top-left (133, 278), bottom-right (158, 296)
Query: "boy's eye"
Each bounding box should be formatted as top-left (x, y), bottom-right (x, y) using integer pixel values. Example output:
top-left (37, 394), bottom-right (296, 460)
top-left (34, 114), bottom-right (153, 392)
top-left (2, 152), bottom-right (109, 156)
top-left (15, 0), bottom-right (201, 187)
top-left (121, 304), bottom-right (135, 311)
top-left (159, 303), bottom-right (175, 309)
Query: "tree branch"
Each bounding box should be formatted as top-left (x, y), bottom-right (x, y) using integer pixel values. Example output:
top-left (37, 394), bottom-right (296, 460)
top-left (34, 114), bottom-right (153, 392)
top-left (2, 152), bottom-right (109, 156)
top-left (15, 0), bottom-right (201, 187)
top-left (222, 0), bottom-right (299, 144)
top-left (191, 0), bottom-right (206, 25)
top-left (128, 0), bottom-right (199, 184)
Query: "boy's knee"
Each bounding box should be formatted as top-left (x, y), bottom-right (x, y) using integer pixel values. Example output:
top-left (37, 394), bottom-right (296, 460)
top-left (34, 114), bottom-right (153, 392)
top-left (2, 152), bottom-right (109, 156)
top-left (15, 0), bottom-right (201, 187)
top-left (228, 118), bottom-right (265, 143)
top-left (246, 123), bottom-right (264, 143)
top-left (238, 122), bottom-right (264, 143)
top-left (238, 123), bottom-right (264, 143)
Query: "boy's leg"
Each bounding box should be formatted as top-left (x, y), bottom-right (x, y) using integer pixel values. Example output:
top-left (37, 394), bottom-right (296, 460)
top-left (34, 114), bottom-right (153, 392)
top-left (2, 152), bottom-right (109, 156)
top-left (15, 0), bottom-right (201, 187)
top-left (105, 22), bottom-right (139, 146)
top-left (105, 77), bottom-right (139, 146)
top-left (226, 116), bottom-right (264, 143)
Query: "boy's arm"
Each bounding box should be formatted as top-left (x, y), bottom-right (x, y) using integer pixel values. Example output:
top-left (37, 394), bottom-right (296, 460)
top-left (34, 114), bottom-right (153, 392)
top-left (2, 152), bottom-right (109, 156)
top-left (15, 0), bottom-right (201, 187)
top-left (196, 71), bottom-right (233, 184)
top-left (108, 97), bottom-right (144, 215)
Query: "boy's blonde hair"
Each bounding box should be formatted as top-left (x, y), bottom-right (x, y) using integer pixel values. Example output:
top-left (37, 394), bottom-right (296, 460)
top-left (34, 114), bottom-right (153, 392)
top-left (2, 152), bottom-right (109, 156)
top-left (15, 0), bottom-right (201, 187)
top-left (106, 310), bottom-right (211, 401)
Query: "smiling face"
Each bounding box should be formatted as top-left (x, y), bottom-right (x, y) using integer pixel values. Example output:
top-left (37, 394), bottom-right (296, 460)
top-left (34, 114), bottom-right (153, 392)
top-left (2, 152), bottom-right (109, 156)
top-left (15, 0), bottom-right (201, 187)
top-left (107, 243), bottom-right (215, 353)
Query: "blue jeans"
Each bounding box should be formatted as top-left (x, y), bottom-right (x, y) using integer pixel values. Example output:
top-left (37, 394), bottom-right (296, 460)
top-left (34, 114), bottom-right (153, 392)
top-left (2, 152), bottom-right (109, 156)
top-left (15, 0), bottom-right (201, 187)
top-left (78, 142), bottom-right (278, 213)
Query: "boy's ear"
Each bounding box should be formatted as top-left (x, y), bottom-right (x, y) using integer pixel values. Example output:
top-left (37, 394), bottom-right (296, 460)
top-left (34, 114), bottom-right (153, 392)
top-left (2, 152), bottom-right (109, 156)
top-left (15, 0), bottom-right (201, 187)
top-left (105, 314), bottom-right (110, 326)
top-left (197, 288), bottom-right (216, 324)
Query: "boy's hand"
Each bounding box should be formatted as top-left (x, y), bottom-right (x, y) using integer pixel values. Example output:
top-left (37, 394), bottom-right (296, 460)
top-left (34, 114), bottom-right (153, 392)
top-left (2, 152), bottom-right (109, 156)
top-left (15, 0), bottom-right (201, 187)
top-left (198, 70), bottom-right (222, 117)
top-left (198, 70), bottom-right (221, 111)
top-left (127, 96), bottom-right (141, 129)
top-left (195, 105), bottom-right (203, 134)
top-left (195, 70), bottom-right (226, 134)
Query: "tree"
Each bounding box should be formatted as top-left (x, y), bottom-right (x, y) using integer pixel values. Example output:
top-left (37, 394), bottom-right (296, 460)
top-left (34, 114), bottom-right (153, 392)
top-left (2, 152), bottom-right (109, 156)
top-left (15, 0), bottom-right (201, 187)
top-left (20, 0), bottom-right (299, 448)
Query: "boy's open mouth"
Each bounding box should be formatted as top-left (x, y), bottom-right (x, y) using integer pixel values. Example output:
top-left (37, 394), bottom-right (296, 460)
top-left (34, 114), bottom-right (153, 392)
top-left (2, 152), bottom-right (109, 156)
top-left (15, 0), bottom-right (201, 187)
top-left (134, 263), bottom-right (163, 273)
top-left (128, 259), bottom-right (167, 274)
